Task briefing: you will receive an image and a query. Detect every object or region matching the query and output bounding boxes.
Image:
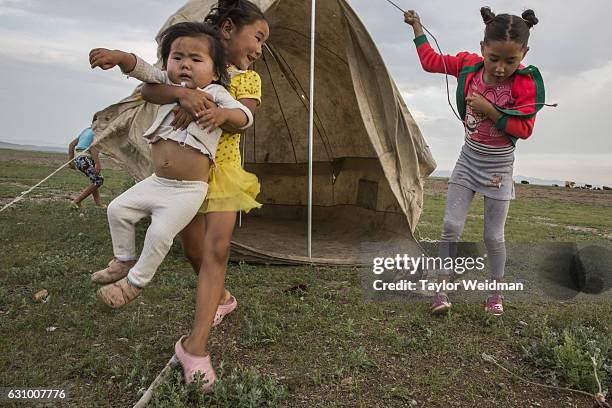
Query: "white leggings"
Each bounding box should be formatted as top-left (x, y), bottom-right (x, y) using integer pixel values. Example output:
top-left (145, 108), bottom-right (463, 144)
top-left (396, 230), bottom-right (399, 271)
top-left (107, 174), bottom-right (207, 288)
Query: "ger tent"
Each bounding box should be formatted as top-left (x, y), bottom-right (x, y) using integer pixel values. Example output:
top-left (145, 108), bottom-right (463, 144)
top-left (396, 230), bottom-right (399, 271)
top-left (92, 0), bottom-right (437, 265)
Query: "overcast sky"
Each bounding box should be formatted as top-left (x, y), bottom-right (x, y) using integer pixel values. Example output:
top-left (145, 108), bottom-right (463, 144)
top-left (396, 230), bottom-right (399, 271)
top-left (1, 0), bottom-right (611, 184)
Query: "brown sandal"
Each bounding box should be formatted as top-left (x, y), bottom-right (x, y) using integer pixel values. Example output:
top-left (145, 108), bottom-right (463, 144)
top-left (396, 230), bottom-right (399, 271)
top-left (91, 259), bottom-right (136, 284)
top-left (96, 277), bottom-right (142, 308)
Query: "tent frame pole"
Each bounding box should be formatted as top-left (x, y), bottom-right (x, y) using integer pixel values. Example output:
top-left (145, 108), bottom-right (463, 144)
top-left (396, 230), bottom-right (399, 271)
top-left (307, 0), bottom-right (316, 260)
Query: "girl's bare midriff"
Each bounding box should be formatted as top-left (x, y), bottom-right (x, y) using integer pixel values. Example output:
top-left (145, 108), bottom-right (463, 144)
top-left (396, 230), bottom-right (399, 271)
top-left (151, 139), bottom-right (210, 182)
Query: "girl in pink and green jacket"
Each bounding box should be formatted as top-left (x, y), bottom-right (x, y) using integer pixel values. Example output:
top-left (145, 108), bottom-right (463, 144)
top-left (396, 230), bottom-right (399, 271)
top-left (405, 7), bottom-right (545, 316)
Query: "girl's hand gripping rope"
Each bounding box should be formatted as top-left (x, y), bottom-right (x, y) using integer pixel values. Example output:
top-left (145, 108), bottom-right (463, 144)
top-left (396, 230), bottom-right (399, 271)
top-left (404, 10), bottom-right (425, 37)
top-left (403, 10), bottom-right (421, 26)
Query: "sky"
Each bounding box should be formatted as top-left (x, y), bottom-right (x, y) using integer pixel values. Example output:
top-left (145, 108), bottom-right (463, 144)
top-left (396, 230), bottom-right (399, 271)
top-left (0, 0), bottom-right (611, 185)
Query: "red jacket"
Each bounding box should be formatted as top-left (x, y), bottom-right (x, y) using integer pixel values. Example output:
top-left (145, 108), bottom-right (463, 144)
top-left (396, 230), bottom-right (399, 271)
top-left (414, 35), bottom-right (545, 145)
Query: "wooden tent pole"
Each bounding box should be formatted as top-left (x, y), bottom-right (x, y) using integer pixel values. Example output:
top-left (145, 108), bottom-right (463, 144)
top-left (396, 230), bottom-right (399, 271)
top-left (307, 0), bottom-right (316, 260)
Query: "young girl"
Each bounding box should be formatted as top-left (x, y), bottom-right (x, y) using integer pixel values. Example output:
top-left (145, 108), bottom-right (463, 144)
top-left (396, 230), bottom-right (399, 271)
top-left (88, 22), bottom-right (253, 308)
top-left (404, 8), bottom-right (543, 316)
top-left (140, 0), bottom-right (269, 392)
top-left (68, 126), bottom-right (105, 208)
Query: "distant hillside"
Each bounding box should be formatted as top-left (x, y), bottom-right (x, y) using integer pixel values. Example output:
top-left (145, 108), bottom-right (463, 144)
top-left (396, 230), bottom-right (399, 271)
top-left (0, 141), bottom-right (65, 153)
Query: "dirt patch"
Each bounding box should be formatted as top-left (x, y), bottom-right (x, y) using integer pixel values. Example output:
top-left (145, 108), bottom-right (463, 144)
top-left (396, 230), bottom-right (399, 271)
top-left (566, 225), bottom-right (599, 234)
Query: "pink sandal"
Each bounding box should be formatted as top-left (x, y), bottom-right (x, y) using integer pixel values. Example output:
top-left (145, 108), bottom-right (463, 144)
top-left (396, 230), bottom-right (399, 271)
top-left (174, 335), bottom-right (216, 392)
top-left (485, 294), bottom-right (504, 316)
top-left (213, 296), bottom-right (237, 327)
top-left (430, 292), bottom-right (452, 314)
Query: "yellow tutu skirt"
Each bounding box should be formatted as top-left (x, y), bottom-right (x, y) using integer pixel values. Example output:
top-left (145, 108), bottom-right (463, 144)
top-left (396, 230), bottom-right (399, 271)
top-left (199, 162), bottom-right (261, 214)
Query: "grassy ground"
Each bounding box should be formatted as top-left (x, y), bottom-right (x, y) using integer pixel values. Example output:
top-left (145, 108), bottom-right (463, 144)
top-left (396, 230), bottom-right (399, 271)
top-left (0, 149), bottom-right (611, 407)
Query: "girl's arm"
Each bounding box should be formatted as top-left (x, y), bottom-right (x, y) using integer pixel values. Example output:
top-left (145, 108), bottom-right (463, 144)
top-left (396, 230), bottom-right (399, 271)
top-left (68, 137), bottom-right (78, 159)
top-left (141, 85), bottom-right (215, 114)
top-left (90, 147), bottom-right (102, 173)
top-left (198, 88), bottom-right (254, 131)
top-left (496, 115), bottom-right (535, 140)
top-left (404, 10), bottom-right (471, 77)
top-left (493, 79), bottom-right (539, 139)
top-left (141, 84), bottom-right (182, 105)
top-left (202, 71), bottom-right (262, 132)
top-left (89, 48), bottom-right (137, 74)
top-left (141, 83), bottom-right (195, 131)
top-left (468, 91), bottom-right (536, 140)
top-left (199, 107), bottom-right (249, 131)
top-left (91, 50), bottom-right (170, 86)
top-left (142, 86), bottom-right (258, 133)
top-left (213, 98), bottom-right (258, 133)
top-left (68, 137), bottom-right (78, 169)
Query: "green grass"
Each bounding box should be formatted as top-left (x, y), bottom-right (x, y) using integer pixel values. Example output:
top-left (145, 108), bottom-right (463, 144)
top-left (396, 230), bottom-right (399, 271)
top-left (416, 186), bottom-right (612, 242)
top-left (0, 150), bottom-right (610, 407)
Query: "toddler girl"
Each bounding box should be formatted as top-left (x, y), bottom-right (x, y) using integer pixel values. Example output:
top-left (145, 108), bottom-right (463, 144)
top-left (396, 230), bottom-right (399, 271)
top-left (88, 22), bottom-right (253, 308)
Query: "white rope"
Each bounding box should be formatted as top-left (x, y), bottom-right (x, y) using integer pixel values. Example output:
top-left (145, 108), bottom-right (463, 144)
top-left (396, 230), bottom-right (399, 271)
top-left (0, 149), bottom-right (91, 213)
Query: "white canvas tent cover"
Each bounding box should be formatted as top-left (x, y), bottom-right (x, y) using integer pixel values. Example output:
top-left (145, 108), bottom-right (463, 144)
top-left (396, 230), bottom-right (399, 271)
top-left (92, 0), bottom-right (437, 265)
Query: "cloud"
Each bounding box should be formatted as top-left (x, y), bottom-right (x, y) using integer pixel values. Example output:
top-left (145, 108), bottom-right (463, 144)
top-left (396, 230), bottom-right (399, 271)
top-left (525, 59), bottom-right (612, 155)
top-left (0, 0), bottom-right (182, 31)
top-left (349, 0), bottom-right (612, 183)
top-left (0, 55), bottom-right (140, 146)
top-left (0, 26), bottom-right (158, 72)
top-left (350, 0), bottom-right (612, 77)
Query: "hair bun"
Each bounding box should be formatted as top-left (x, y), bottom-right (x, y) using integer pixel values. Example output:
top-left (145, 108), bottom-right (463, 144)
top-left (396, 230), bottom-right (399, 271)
top-left (480, 6), bottom-right (496, 24)
top-left (521, 9), bottom-right (539, 28)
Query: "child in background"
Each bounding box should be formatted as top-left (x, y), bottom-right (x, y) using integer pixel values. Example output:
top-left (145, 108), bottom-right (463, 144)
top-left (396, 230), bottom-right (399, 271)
top-left (68, 126), bottom-right (105, 208)
top-left (404, 7), bottom-right (544, 316)
top-left (140, 0), bottom-right (269, 392)
top-left (88, 22), bottom-right (253, 310)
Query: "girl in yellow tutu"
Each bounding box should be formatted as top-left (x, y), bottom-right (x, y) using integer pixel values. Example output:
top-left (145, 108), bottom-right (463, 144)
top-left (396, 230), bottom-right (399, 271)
top-left (140, 0), bottom-right (268, 391)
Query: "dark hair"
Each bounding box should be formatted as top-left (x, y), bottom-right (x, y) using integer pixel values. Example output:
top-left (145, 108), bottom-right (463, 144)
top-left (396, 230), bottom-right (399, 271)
top-left (204, 0), bottom-right (266, 31)
top-left (480, 7), bottom-right (539, 46)
top-left (159, 21), bottom-right (229, 87)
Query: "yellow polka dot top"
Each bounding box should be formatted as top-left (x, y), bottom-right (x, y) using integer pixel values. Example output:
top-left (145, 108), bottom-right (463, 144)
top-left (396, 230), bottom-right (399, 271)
top-left (198, 67), bottom-right (263, 214)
